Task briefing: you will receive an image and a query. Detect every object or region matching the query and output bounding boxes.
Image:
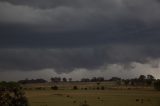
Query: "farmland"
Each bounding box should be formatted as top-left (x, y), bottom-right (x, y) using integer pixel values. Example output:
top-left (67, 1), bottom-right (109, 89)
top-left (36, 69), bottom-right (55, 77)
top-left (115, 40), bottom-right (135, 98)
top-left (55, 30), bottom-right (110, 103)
top-left (24, 82), bottom-right (160, 106)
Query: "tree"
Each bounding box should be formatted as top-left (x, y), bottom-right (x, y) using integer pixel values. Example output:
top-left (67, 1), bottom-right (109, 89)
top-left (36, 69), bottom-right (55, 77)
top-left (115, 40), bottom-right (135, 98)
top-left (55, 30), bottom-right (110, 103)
top-left (138, 75), bottom-right (146, 82)
top-left (0, 82), bottom-right (28, 106)
top-left (63, 78), bottom-right (67, 82)
top-left (138, 75), bottom-right (146, 85)
top-left (50, 77), bottom-right (55, 83)
top-left (130, 79), bottom-right (135, 86)
top-left (91, 77), bottom-right (97, 82)
top-left (109, 77), bottom-right (121, 81)
top-left (97, 77), bottom-right (104, 82)
top-left (147, 75), bottom-right (154, 80)
top-left (146, 75), bottom-right (155, 86)
top-left (154, 80), bottom-right (160, 91)
top-left (124, 79), bottom-right (130, 86)
top-left (50, 77), bottom-right (61, 83)
top-left (69, 78), bottom-right (72, 82)
top-left (81, 78), bottom-right (90, 82)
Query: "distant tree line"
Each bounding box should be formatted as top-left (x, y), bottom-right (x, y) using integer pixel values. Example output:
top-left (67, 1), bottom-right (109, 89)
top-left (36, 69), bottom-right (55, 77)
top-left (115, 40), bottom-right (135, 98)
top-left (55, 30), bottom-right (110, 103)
top-left (17, 74), bottom-right (160, 91)
top-left (121, 75), bottom-right (155, 86)
top-left (50, 77), bottom-right (72, 83)
top-left (81, 77), bottom-right (104, 82)
top-left (49, 75), bottom-right (156, 86)
top-left (49, 75), bottom-right (160, 91)
top-left (18, 78), bottom-right (47, 84)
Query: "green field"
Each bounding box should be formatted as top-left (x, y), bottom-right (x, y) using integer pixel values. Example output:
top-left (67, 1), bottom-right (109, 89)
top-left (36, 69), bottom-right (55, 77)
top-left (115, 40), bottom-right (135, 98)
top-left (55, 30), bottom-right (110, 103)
top-left (24, 82), bottom-right (160, 106)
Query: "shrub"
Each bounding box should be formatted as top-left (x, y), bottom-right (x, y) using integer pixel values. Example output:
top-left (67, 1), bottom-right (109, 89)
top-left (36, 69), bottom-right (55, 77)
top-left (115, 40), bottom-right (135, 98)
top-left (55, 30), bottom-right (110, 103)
top-left (35, 87), bottom-right (43, 90)
top-left (73, 100), bottom-right (76, 103)
top-left (51, 86), bottom-right (58, 90)
top-left (73, 86), bottom-right (78, 90)
top-left (84, 88), bottom-right (88, 90)
top-left (97, 87), bottom-right (100, 90)
top-left (97, 82), bottom-right (100, 85)
top-left (80, 100), bottom-right (89, 106)
top-left (101, 86), bottom-right (105, 90)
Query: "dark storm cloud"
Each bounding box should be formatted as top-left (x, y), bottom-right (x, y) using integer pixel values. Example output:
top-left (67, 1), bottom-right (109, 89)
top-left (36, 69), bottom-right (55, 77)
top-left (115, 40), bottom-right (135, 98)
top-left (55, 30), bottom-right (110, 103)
top-left (0, 48), bottom-right (111, 72)
top-left (1, 0), bottom-right (160, 26)
top-left (0, 0), bottom-right (160, 73)
top-left (0, 22), bottom-right (160, 48)
top-left (0, 45), bottom-right (160, 72)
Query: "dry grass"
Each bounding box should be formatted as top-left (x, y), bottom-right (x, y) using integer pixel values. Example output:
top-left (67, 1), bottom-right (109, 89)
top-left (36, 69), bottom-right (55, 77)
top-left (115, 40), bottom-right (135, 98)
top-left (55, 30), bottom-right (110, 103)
top-left (24, 82), bottom-right (160, 106)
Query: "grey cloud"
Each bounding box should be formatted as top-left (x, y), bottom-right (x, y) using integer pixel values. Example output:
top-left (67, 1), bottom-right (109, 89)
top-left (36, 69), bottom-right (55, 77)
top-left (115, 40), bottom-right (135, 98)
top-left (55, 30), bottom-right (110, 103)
top-left (0, 0), bottom-right (160, 77)
top-left (0, 0), bottom-right (160, 27)
top-left (0, 0), bottom-right (124, 9)
top-left (0, 44), bottom-right (160, 72)
top-left (0, 48), bottom-right (107, 72)
top-left (1, 59), bottom-right (160, 81)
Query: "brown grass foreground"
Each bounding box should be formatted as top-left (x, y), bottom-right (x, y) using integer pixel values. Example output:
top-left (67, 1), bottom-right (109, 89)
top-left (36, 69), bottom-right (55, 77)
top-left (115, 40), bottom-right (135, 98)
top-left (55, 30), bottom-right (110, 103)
top-left (24, 82), bottom-right (160, 106)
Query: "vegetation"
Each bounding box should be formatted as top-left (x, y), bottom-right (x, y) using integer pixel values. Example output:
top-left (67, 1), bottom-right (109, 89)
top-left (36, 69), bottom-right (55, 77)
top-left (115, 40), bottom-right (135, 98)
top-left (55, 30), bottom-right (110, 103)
top-left (11, 74), bottom-right (160, 106)
top-left (101, 86), bottom-right (105, 90)
top-left (0, 81), bottom-right (28, 106)
top-left (25, 87), bottom-right (160, 106)
top-left (18, 78), bottom-right (47, 84)
top-left (80, 100), bottom-right (90, 106)
top-left (73, 86), bottom-right (78, 90)
top-left (154, 80), bottom-right (160, 91)
top-left (51, 85), bottom-right (59, 90)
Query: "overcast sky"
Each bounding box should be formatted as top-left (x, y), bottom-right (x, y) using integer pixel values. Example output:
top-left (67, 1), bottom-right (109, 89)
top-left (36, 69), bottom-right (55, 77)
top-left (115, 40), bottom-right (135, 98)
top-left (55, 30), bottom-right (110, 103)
top-left (0, 0), bottom-right (160, 81)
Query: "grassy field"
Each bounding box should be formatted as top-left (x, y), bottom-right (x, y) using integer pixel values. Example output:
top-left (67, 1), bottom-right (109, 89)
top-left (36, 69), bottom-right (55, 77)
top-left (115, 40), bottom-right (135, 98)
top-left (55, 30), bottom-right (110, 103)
top-left (24, 82), bottom-right (160, 106)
